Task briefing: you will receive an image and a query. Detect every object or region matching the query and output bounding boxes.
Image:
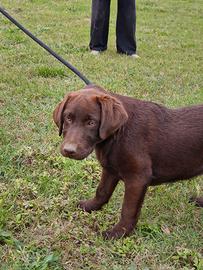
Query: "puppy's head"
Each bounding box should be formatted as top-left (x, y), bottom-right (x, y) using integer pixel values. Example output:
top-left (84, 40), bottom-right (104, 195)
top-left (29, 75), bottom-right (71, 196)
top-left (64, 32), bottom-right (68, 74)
top-left (53, 86), bottom-right (128, 160)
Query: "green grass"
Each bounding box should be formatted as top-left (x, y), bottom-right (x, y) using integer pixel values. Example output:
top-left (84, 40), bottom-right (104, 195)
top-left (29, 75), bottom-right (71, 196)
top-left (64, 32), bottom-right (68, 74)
top-left (0, 0), bottom-right (203, 269)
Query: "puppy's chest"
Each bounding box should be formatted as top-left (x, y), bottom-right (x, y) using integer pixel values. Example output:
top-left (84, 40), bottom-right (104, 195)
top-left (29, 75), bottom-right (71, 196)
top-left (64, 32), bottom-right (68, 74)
top-left (95, 147), bottom-right (119, 174)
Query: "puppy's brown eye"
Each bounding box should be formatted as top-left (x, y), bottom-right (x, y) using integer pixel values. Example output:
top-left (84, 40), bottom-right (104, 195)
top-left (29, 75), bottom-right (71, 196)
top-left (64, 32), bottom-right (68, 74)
top-left (66, 116), bottom-right (72, 123)
top-left (87, 120), bottom-right (96, 127)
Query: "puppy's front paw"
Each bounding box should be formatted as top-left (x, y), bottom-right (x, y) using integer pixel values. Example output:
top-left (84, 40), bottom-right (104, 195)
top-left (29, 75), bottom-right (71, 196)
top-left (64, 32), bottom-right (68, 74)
top-left (102, 224), bottom-right (134, 240)
top-left (78, 199), bottom-right (101, 213)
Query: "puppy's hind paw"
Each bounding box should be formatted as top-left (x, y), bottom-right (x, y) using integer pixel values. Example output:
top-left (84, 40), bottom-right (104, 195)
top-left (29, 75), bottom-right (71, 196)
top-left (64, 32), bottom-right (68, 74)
top-left (189, 196), bottom-right (203, 207)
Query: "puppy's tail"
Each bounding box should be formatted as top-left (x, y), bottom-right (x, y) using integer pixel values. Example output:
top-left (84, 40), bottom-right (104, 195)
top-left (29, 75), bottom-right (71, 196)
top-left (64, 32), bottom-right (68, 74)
top-left (189, 197), bottom-right (203, 207)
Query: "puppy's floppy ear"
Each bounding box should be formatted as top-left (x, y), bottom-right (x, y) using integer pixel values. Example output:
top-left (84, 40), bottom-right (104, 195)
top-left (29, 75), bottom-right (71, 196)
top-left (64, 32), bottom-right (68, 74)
top-left (53, 94), bottom-right (69, 136)
top-left (97, 95), bottom-right (128, 140)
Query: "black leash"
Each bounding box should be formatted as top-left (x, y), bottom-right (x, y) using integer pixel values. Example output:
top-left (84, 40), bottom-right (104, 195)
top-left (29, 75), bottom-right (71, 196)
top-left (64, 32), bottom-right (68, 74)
top-left (0, 6), bottom-right (92, 85)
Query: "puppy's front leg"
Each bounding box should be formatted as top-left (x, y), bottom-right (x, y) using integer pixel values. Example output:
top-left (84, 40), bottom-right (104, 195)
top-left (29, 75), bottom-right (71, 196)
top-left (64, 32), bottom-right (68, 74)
top-left (78, 168), bottom-right (119, 213)
top-left (103, 177), bottom-right (148, 239)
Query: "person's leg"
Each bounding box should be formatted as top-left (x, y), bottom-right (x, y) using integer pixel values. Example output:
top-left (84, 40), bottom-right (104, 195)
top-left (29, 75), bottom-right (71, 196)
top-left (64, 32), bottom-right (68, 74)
top-left (90, 0), bottom-right (111, 52)
top-left (116, 0), bottom-right (137, 55)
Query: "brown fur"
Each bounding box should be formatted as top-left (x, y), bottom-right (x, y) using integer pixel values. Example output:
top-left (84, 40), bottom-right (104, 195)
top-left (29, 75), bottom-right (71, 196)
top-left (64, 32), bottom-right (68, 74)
top-left (53, 85), bottom-right (203, 239)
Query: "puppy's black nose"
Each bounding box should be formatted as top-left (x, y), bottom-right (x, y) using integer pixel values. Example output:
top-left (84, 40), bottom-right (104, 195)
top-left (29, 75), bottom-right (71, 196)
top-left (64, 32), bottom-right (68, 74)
top-left (63, 143), bottom-right (77, 155)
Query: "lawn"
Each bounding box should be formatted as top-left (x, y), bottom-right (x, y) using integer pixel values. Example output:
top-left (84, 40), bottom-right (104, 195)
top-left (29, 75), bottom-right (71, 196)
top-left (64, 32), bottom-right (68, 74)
top-left (0, 0), bottom-right (203, 269)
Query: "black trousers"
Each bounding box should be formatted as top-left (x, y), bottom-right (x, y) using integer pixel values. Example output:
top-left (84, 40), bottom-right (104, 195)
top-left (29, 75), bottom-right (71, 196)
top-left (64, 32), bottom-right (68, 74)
top-left (90, 0), bottom-right (136, 55)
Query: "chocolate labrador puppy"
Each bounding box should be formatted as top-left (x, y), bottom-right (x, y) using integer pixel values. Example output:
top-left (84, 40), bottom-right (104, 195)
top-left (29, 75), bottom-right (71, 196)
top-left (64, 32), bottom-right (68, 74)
top-left (53, 85), bottom-right (203, 239)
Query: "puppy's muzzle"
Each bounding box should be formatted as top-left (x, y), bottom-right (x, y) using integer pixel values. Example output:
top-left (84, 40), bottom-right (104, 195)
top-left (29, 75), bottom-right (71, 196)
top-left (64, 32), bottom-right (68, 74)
top-left (62, 143), bottom-right (77, 156)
